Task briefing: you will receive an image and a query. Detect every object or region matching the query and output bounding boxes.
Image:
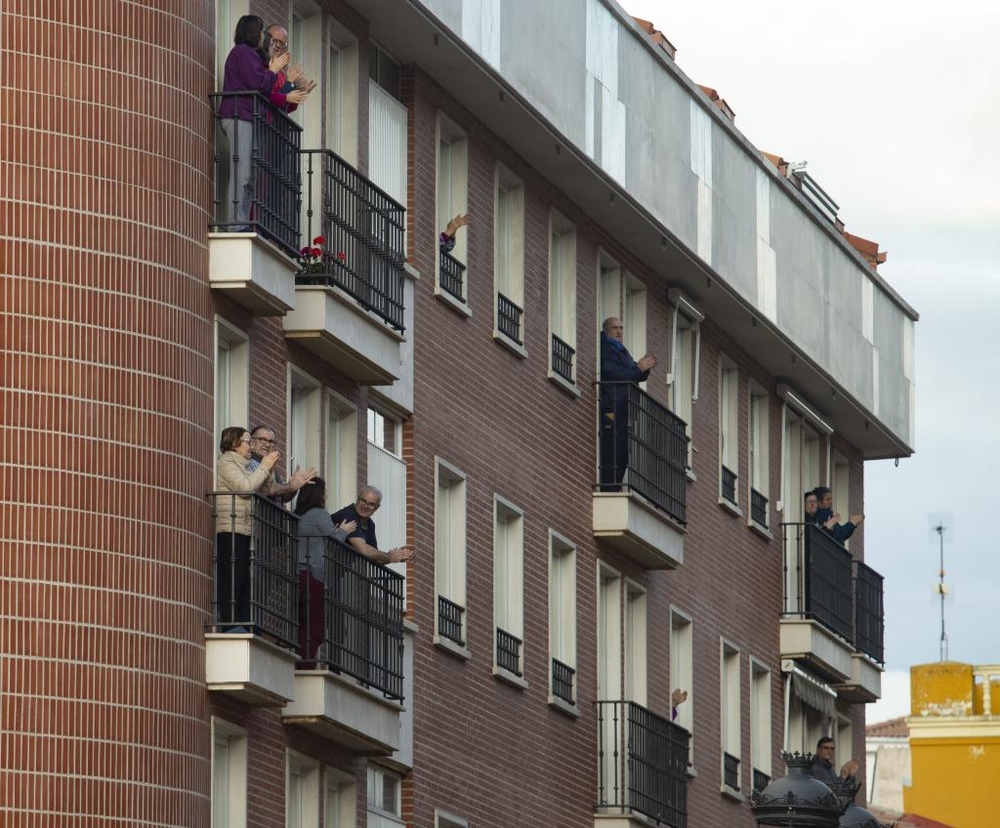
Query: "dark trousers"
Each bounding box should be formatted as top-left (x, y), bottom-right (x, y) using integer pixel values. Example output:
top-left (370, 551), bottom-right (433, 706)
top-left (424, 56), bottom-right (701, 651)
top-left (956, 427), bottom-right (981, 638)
top-left (298, 570), bottom-right (325, 662)
top-left (599, 408), bottom-right (629, 491)
top-left (216, 533), bottom-right (251, 625)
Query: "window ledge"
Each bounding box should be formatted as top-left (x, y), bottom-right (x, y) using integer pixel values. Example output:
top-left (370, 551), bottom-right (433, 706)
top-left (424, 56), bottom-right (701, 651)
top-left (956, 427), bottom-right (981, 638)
top-left (433, 635), bottom-right (471, 661)
top-left (547, 371), bottom-right (581, 398)
top-left (435, 286), bottom-right (472, 317)
top-left (718, 497), bottom-right (743, 518)
top-left (720, 784), bottom-right (744, 803)
top-left (686, 467), bottom-right (697, 482)
top-left (686, 764), bottom-right (699, 779)
top-left (493, 330), bottom-right (528, 358)
top-left (748, 520), bottom-right (773, 541)
top-left (492, 666), bottom-right (528, 690)
top-left (548, 696), bottom-right (580, 718)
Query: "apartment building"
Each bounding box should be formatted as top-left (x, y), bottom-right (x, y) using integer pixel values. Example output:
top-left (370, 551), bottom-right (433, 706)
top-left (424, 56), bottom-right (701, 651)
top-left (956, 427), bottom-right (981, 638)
top-left (1, 1), bottom-right (915, 827)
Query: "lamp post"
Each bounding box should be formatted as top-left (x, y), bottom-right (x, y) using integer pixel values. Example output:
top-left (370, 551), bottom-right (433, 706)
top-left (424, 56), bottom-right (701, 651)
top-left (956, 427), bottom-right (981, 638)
top-left (828, 780), bottom-right (896, 828)
top-left (751, 753), bottom-right (846, 827)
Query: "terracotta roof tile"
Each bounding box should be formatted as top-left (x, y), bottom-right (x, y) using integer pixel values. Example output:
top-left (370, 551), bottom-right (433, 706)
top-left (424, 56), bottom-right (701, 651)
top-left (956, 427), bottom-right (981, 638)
top-left (866, 715), bottom-right (909, 737)
top-left (868, 806), bottom-right (956, 828)
top-left (632, 16), bottom-right (677, 60)
top-left (844, 230), bottom-right (887, 270)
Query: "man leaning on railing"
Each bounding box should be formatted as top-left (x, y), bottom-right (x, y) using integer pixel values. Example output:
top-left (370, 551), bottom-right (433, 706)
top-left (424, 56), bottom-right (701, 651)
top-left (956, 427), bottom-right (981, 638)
top-left (331, 485), bottom-right (416, 565)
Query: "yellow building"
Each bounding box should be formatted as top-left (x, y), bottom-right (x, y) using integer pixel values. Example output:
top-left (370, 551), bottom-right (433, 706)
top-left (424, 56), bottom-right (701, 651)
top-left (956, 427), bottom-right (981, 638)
top-left (904, 661), bottom-right (1000, 827)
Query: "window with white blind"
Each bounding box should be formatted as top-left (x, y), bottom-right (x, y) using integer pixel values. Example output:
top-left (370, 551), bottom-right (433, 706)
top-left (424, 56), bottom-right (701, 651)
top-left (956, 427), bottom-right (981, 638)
top-left (493, 496), bottom-right (524, 680)
top-left (549, 531), bottom-right (577, 710)
top-left (782, 406), bottom-right (824, 523)
top-left (748, 384), bottom-right (770, 529)
top-left (625, 581), bottom-right (648, 706)
top-left (670, 608), bottom-right (694, 745)
top-left (325, 394), bottom-right (357, 514)
top-left (549, 210), bottom-right (577, 381)
top-left (211, 718), bottom-right (247, 828)
top-left (288, 366), bottom-right (322, 476)
top-left (495, 163), bottom-right (525, 347)
top-left (721, 641), bottom-right (742, 794)
top-left (286, 751), bottom-right (320, 828)
top-left (325, 767), bottom-right (356, 828)
top-left (624, 273), bottom-right (647, 374)
top-left (368, 45), bottom-right (406, 211)
top-left (750, 659), bottom-right (772, 790)
top-left (326, 21), bottom-right (358, 166)
top-left (719, 356), bottom-right (740, 508)
top-left (668, 291), bottom-right (703, 471)
top-left (437, 114), bottom-right (469, 300)
top-left (367, 765), bottom-right (404, 828)
top-left (214, 319), bottom-right (249, 445)
top-left (435, 459), bottom-right (467, 652)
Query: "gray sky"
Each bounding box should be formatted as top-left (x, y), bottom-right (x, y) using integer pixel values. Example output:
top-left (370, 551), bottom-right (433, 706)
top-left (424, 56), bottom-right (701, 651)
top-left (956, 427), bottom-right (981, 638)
top-left (624, 0), bottom-right (1000, 721)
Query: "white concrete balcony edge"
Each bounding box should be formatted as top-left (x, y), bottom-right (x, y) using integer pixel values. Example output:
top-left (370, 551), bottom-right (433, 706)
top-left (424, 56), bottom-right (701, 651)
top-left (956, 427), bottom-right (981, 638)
top-left (835, 652), bottom-right (883, 703)
top-left (283, 284), bottom-right (404, 385)
top-left (779, 618), bottom-right (853, 683)
top-left (282, 669), bottom-right (404, 756)
top-left (204, 633), bottom-right (298, 706)
top-left (592, 492), bottom-right (684, 570)
top-left (594, 812), bottom-right (663, 828)
top-left (208, 232), bottom-right (297, 315)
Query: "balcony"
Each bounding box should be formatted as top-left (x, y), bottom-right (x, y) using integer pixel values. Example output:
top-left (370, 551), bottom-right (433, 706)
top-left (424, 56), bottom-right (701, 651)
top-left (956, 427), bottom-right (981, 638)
top-left (551, 334), bottom-right (576, 384)
top-left (282, 534), bottom-right (406, 755)
top-left (439, 249), bottom-right (466, 302)
top-left (209, 93), bottom-right (302, 315)
top-left (839, 560), bottom-right (885, 702)
top-left (282, 149), bottom-right (407, 385)
top-left (205, 493), bottom-right (300, 706)
top-left (596, 700), bottom-right (689, 828)
top-left (593, 382), bottom-right (688, 569)
top-left (497, 292), bottom-right (523, 345)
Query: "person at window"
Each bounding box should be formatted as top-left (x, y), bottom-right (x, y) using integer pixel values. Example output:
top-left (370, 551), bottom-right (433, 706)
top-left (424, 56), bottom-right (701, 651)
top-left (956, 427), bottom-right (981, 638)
top-left (671, 688), bottom-right (688, 722)
top-left (260, 25), bottom-right (313, 114)
top-left (439, 213), bottom-right (470, 253)
top-left (810, 736), bottom-right (859, 785)
top-left (599, 316), bottom-right (657, 491)
top-left (215, 426), bottom-right (279, 630)
top-left (804, 490), bottom-right (837, 530)
top-left (293, 478), bottom-right (356, 663)
top-left (218, 15), bottom-right (290, 230)
top-left (248, 425), bottom-right (318, 504)
top-left (812, 486), bottom-right (864, 543)
top-left (330, 485), bottom-right (416, 564)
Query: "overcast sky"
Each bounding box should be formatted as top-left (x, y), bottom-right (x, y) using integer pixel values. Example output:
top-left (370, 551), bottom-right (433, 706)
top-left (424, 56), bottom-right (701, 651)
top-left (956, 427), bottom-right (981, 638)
top-left (623, 0), bottom-right (1000, 721)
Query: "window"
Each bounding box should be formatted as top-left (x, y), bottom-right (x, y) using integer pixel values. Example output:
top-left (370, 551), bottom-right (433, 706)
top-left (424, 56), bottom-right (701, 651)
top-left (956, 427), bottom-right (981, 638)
top-left (436, 114), bottom-right (469, 303)
top-left (780, 393), bottom-right (830, 522)
top-left (597, 564), bottom-right (623, 797)
top-left (721, 641), bottom-right (741, 793)
top-left (368, 42), bottom-right (401, 101)
top-left (288, 367), bottom-right (322, 476)
top-left (214, 319), bottom-right (249, 446)
top-left (719, 356), bottom-right (739, 507)
top-left (670, 609), bottom-right (694, 743)
top-left (368, 43), bottom-right (406, 212)
top-left (326, 22), bottom-right (359, 166)
top-left (435, 812), bottom-right (468, 828)
top-left (211, 718), bottom-right (247, 828)
top-left (325, 767), bottom-right (356, 828)
top-left (367, 406), bottom-right (406, 570)
top-left (325, 394), bottom-right (357, 514)
top-left (836, 716), bottom-right (853, 774)
top-left (833, 452), bottom-right (850, 544)
top-left (625, 581), bottom-right (647, 706)
top-left (786, 691), bottom-right (828, 755)
top-left (493, 497), bottom-right (524, 679)
top-left (667, 290), bottom-right (704, 470)
top-left (548, 210), bottom-right (577, 382)
top-left (748, 385), bottom-right (769, 529)
top-left (215, 1), bottom-right (249, 87)
top-left (549, 531), bottom-right (577, 708)
top-left (366, 765), bottom-right (403, 828)
top-left (435, 459), bottom-right (467, 651)
top-left (750, 660), bottom-right (772, 792)
top-left (286, 751), bottom-right (320, 828)
top-left (494, 164), bottom-right (525, 347)
top-left (624, 273), bottom-right (647, 374)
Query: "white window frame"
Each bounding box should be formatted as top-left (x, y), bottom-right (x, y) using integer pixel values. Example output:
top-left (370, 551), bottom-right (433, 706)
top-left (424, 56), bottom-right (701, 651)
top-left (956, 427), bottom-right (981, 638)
top-left (286, 750), bottom-right (321, 828)
top-left (434, 458), bottom-right (468, 657)
top-left (324, 766), bottom-right (357, 828)
top-left (288, 365), bottom-right (322, 478)
top-left (434, 809), bottom-right (468, 828)
top-left (493, 495), bottom-right (525, 684)
top-left (548, 530), bottom-right (577, 713)
top-left (548, 209), bottom-right (578, 383)
top-left (215, 1), bottom-right (249, 87)
top-left (494, 163), bottom-right (526, 350)
top-left (211, 717), bottom-right (247, 828)
top-left (779, 389), bottom-right (832, 522)
top-left (750, 658), bottom-right (772, 788)
top-left (366, 764), bottom-right (404, 827)
top-left (325, 392), bottom-right (358, 514)
top-left (719, 354), bottom-right (740, 509)
top-left (624, 272), bottom-right (647, 379)
top-left (667, 289), bottom-right (704, 473)
top-left (597, 563), bottom-right (623, 802)
top-left (326, 19), bottom-right (359, 167)
top-left (720, 640), bottom-right (742, 796)
top-left (436, 113), bottom-right (469, 301)
top-left (624, 580), bottom-right (647, 706)
top-left (748, 383), bottom-right (770, 531)
top-left (669, 607), bottom-right (695, 758)
top-left (598, 250), bottom-right (622, 327)
top-left (214, 318), bottom-right (249, 452)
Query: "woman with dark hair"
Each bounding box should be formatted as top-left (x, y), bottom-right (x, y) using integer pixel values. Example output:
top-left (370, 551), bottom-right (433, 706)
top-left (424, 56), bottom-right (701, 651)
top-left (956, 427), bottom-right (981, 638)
top-left (215, 426), bottom-right (279, 630)
top-left (294, 478), bottom-right (356, 662)
top-left (218, 15), bottom-right (290, 230)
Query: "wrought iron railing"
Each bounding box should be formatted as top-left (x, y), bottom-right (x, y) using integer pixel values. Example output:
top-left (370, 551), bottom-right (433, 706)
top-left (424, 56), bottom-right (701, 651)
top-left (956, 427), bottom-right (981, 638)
top-left (782, 523), bottom-right (854, 644)
top-left (209, 492), bottom-right (299, 649)
top-left (723, 752), bottom-right (741, 791)
top-left (210, 92), bottom-right (302, 258)
top-left (497, 292), bottom-right (523, 344)
top-left (437, 595), bottom-right (465, 646)
top-left (439, 250), bottom-right (466, 301)
top-left (496, 628), bottom-right (522, 676)
top-left (597, 381), bottom-right (688, 524)
top-left (751, 488), bottom-right (769, 528)
top-left (854, 559), bottom-right (885, 664)
top-left (298, 149), bottom-right (406, 330)
top-left (552, 658), bottom-right (576, 704)
top-left (596, 700), bottom-right (689, 828)
top-left (551, 334), bottom-right (575, 382)
top-left (721, 465), bottom-right (737, 505)
top-left (752, 768), bottom-right (771, 794)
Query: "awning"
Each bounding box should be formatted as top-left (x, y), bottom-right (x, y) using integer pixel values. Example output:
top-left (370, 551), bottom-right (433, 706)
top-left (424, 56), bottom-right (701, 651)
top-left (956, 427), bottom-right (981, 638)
top-left (791, 669), bottom-right (838, 720)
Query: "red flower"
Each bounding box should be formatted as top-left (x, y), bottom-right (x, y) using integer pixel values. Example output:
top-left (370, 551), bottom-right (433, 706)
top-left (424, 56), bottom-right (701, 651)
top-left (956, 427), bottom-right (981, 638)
top-left (299, 246), bottom-right (310, 257)
top-left (336, 251), bottom-right (347, 262)
top-left (313, 235), bottom-right (325, 245)
top-left (311, 247), bottom-right (322, 258)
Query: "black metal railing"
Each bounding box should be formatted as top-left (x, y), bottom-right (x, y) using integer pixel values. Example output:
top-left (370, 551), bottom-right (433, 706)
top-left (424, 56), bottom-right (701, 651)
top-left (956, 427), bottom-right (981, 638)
top-left (209, 492), bottom-right (299, 649)
top-left (439, 250), bottom-right (466, 301)
top-left (552, 658), bottom-right (576, 704)
top-left (437, 595), bottom-right (465, 646)
top-left (721, 465), bottom-right (737, 505)
top-left (752, 768), bottom-right (771, 794)
top-left (496, 628), bottom-right (522, 676)
top-left (854, 560), bottom-right (885, 663)
top-left (751, 488), bottom-right (769, 528)
top-left (598, 381), bottom-right (688, 524)
top-left (596, 700), bottom-right (689, 828)
top-left (210, 92), bottom-right (302, 258)
top-left (299, 535), bottom-right (405, 699)
top-left (551, 334), bottom-right (575, 383)
top-left (723, 752), bottom-right (741, 791)
top-left (782, 523), bottom-right (854, 644)
top-left (497, 292), bottom-right (523, 344)
top-left (298, 149), bottom-right (406, 330)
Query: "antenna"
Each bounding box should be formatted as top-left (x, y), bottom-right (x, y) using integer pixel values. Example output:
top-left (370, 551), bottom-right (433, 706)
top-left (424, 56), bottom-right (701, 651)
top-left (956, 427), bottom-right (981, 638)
top-left (929, 514), bottom-right (953, 661)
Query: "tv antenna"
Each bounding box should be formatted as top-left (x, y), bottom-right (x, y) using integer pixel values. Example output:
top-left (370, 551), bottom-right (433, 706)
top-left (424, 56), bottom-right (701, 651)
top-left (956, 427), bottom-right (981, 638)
top-left (929, 514), bottom-right (953, 661)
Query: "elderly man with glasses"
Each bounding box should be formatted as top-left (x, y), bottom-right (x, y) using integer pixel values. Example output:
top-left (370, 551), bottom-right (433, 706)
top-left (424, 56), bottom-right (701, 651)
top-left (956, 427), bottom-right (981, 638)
top-left (331, 485), bottom-right (415, 564)
top-left (248, 425), bottom-right (319, 503)
top-left (809, 736), bottom-right (859, 785)
top-left (266, 24), bottom-right (316, 98)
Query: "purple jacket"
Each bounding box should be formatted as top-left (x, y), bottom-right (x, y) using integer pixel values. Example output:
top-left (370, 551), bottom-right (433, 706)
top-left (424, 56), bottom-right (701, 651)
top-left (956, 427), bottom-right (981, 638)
top-left (218, 43), bottom-right (276, 120)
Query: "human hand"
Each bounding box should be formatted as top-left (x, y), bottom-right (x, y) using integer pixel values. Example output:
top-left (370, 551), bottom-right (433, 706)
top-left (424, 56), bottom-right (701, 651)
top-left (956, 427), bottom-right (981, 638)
top-left (269, 52), bottom-right (290, 73)
top-left (336, 519), bottom-right (357, 534)
top-left (637, 354), bottom-right (657, 371)
top-left (444, 213), bottom-right (470, 237)
top-left (261, 450), bottom-right (280, 470)
top-left (286, 62), bottom-right (304, 83)
top-left (851, 514), bottom-right (865, 526)
top-left (287, 89), bottom-right (309, 105)
top-left (824, 517), bottom-right (837, 530)
top-left (671, 688), bottom-right (688, 708)
top-left (297, 77), bottom-right (316, 93)
top-left (290, 465), bottom-right (319, 489)
top-left (841, 759), bottom-right (859, 777)
top-left (389, 547), bottom-right (416, 563)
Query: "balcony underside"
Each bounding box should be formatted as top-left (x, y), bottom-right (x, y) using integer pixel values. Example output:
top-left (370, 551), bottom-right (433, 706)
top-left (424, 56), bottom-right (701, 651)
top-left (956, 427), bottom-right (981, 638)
top-left (282, 285), bottom-right (403, 385)
top-left (836, 652), bottom-right (883, 703)
top-left (282, 670), bottom-right (403, 756)
top-left (780, 618), bottom-right (854, 684)
top-left (208, 232), bottom-right (297, 315)
top-left (204, 633), bottom-right (298, 706)
top-left (593, 492), bottom-right (684, 569)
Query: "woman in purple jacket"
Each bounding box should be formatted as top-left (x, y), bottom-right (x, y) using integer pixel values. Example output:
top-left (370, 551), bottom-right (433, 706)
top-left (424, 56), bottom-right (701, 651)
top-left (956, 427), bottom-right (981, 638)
top-left (219, 15), bottom-right (289, 230)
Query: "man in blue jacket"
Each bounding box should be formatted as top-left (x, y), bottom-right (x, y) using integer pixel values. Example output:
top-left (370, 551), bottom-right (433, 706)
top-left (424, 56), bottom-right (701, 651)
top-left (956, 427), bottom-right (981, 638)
top-left (599, 317), bottom-right (658, 491)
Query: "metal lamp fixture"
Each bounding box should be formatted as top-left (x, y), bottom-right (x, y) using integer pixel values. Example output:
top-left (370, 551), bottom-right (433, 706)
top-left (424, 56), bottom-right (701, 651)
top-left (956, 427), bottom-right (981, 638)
top-left (751, 752), bottom-right (847, 827)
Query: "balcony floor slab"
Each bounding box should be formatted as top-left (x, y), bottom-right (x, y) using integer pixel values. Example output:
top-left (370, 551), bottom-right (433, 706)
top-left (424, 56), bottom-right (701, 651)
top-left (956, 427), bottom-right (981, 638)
top-left (593, 492), bottom-right (684, 569)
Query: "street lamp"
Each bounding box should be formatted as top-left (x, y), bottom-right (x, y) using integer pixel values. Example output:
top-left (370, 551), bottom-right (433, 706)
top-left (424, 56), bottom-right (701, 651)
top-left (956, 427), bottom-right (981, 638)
top-left (751, 753), bottom-right (846, 827)
top-left (828, 780), bottom-right (895, 828)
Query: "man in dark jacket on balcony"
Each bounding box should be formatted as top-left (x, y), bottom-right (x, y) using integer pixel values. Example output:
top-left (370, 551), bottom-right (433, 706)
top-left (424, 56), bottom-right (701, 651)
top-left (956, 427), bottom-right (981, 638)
top-left (599, 317), bottom-right (657, 491)
top-left (813, 486), bottom-right (865, 544)
top-left (331, 485), bottom-right (415, 565)
top-left (810, 736), bottom-right (859, 785)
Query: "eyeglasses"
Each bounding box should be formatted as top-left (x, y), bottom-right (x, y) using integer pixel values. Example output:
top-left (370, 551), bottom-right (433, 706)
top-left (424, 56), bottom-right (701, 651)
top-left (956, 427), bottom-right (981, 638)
top-left (271, 38), bottom-right (288, 49)
top-left (357, 497), bottom-right (381, 510)
top-left (252, 436), bottom-right (276, 445)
